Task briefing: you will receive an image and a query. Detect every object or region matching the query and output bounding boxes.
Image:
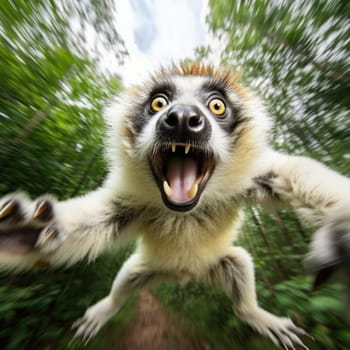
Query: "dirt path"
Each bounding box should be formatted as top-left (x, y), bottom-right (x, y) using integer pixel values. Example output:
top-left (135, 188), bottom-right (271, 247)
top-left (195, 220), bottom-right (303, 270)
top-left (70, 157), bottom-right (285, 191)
top-left (115, 291), bottom-right (211, 350)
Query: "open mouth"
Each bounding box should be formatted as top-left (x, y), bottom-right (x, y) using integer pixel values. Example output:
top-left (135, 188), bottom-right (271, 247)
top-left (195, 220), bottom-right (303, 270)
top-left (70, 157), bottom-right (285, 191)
top-left (149, 142), bottom-right (216, 211)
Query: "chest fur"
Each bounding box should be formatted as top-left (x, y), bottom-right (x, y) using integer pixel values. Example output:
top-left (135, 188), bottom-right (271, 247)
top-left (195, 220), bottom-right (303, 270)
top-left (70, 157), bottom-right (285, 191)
top-left (137, 205), bottom-right (242, 275)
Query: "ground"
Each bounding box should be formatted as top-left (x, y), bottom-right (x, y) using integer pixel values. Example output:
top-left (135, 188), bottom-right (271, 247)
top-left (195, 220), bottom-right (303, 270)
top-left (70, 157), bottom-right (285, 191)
top-left (114, 291), bottom-right (211, 350)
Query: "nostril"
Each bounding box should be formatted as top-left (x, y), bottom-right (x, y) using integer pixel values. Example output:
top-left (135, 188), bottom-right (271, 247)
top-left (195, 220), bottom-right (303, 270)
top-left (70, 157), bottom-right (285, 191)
top-left (188, 115), bottom-right (203, 128)
top-left (165, 113), bottom-right (178, 127)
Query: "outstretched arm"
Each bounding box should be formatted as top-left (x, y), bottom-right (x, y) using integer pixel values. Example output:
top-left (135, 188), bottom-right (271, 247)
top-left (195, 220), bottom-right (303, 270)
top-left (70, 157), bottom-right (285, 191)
top-left (252, 151), bottom-right (350, 289)
top-left (0, 187), bottom-right (140, 270)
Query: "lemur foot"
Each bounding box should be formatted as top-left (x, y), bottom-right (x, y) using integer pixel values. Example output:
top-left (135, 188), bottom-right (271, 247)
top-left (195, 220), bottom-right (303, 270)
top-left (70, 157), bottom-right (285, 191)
top-left (0, 193), bottom-right (65, 255)
top-left (72, 296), bottom-right (117, 344)
top-left (240, 308), bottom-right (311, 350)
top-left (265, 318), bottom-right (310, 350)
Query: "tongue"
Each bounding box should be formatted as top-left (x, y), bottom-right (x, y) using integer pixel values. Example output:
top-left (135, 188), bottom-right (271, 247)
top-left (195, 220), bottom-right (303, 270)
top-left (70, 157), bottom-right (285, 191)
top-left (166, 156), bottom-right (198, 204)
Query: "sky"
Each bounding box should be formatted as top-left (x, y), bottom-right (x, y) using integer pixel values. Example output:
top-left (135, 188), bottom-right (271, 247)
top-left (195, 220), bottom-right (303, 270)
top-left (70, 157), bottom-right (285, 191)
top-left (114, 0), bottom-right (209, 85)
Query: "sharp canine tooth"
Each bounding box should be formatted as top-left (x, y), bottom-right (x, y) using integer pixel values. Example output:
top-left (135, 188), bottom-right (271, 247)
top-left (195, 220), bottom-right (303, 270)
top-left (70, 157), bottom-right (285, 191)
top-left (171, 143), bottom-right (176, 153)
top-left (188, 183), bottom-right (198, 199)
top-left (185, 144), bottom-right (191, 154)
top-left (163, 180), bottom-right (173, 197)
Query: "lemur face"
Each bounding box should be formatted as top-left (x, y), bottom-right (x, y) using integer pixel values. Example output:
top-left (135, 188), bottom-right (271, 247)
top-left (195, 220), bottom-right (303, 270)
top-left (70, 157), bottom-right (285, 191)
top-left (129, 66), bottom-right (250, 212)
top-left (145, 80), bottom-right (220, 211)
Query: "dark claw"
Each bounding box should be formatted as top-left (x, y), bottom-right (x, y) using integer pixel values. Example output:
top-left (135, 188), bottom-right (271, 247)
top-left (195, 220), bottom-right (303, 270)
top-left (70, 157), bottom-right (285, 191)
top-left (304, 333), bottom-right (315, 342)
top-left (36, 224), bottom-right (59, 247)
top-left (287, 325), bottom-right (314, 341)
top-left (0, 199), bottom-right (20, 221)
top-left (33, 200), bottom-right (53, 221)
top-left (292, 338), bottom-right (308, 350)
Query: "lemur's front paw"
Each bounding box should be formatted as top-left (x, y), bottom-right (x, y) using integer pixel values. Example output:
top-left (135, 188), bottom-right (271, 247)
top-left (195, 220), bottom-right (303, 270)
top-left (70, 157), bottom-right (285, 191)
top-left (72, 297), bottom-right (116, 344)
top-left (0, 193), bottom-right (65, 255)
top-left (307, 220), bottom-right (350, 289)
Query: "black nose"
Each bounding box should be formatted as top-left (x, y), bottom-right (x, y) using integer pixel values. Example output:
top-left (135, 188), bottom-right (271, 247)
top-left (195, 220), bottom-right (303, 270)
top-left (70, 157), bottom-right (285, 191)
top-left (158, 104), bottom-right (209, 138)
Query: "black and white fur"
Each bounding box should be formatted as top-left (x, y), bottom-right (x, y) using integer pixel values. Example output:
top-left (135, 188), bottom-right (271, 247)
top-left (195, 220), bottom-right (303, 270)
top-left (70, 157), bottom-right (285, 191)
top-left (0, 64), bottom-right (349, 349)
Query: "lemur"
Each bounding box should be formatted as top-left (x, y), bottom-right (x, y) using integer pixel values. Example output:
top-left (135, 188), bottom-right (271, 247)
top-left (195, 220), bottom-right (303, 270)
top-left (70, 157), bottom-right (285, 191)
top-left (0, 63), bottom-right (349, 349)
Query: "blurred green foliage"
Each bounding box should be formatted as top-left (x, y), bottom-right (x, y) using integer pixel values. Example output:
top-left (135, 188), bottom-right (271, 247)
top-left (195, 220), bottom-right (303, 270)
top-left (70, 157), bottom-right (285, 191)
top-left (0, 0), bottom-right (349, 349)
top-left (0, 0), bottom-right (125, 198)
top-left (207, 0), bottom-right (350, 173)
top-left (0, 247), bottom-right (133, 350)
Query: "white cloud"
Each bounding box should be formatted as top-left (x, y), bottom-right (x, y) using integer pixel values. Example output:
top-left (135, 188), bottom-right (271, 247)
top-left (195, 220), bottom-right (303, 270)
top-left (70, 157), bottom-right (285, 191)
top-left (114, 0), bottom-right (209, 86)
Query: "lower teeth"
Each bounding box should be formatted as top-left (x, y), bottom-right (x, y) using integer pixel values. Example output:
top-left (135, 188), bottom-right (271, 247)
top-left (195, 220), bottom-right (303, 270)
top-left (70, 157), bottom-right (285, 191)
top-left (163, 180), bottom-right (173, 197)
top-left (188, 183), bottom-right (198, 199)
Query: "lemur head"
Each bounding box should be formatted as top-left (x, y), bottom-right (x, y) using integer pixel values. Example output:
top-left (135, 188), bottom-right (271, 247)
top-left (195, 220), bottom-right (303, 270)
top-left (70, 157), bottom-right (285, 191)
top-left (106, 63), bottom-right (271, 211)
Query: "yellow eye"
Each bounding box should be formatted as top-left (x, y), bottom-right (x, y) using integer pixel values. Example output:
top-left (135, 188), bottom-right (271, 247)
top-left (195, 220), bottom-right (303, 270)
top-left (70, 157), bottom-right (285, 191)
top-left (208, 98), bottom-right (226, 116)
top-left (150, 96), bottom-right (168, 112)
